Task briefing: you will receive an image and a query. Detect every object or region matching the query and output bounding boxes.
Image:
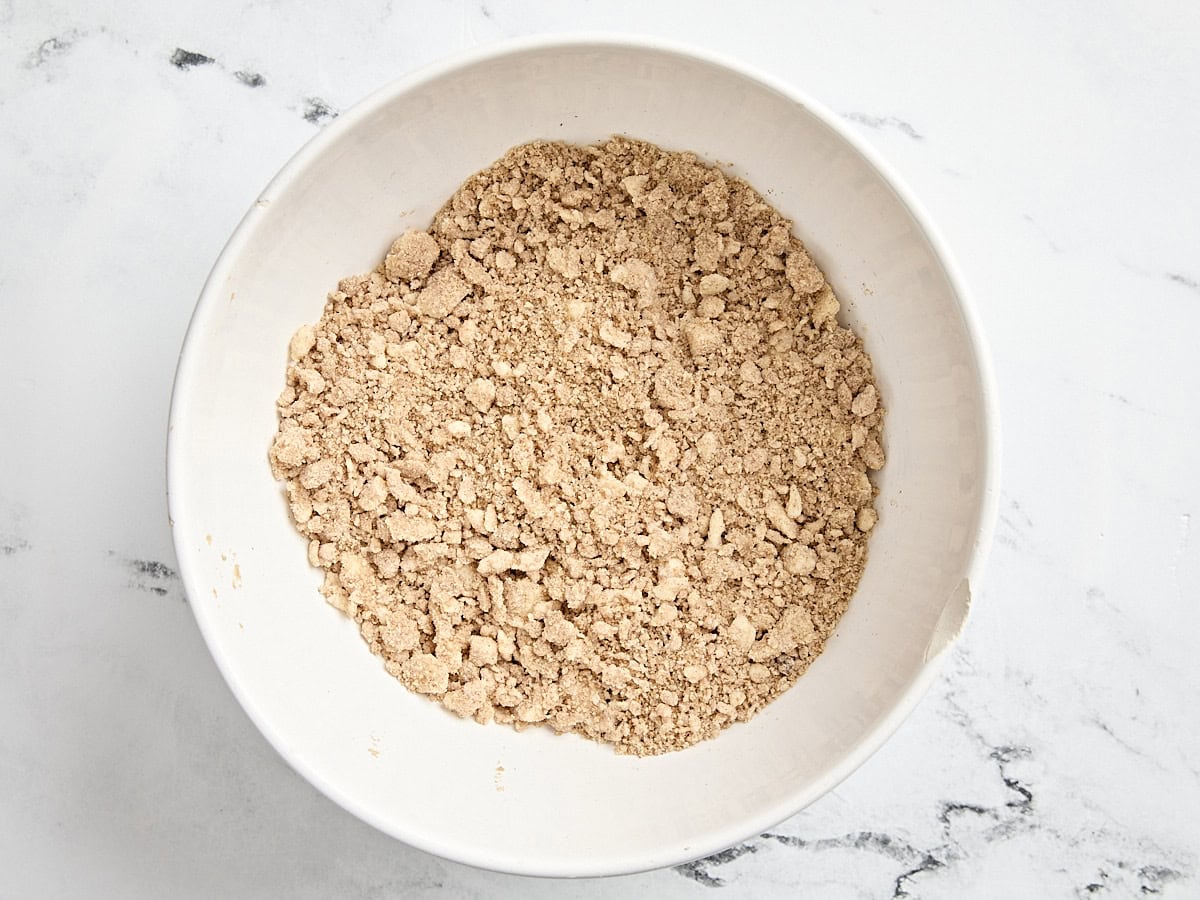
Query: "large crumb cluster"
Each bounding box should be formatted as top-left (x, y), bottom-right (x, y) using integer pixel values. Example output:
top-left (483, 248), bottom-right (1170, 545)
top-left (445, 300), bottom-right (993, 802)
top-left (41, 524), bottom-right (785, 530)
top-left (269, 137), bottom-right (885, 755)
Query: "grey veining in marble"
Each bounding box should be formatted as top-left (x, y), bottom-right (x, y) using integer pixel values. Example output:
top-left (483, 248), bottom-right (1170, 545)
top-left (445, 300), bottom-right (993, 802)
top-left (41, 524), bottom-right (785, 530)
top-left (2, 1), bottom-right (1198, 896)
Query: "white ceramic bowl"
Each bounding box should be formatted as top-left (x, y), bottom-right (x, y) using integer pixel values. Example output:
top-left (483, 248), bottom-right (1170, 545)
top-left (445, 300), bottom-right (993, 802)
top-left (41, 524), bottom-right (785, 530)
top-left (168, 36), bottom-right (998, 877)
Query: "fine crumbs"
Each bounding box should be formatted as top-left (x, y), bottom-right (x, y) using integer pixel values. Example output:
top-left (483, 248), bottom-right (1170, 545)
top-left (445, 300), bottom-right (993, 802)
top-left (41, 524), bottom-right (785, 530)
top-left (269, 137), bottom-right (885, 755)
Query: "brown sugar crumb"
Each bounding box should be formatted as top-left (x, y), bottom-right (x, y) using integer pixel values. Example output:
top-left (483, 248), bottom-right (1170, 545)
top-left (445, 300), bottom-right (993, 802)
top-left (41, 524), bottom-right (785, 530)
top-left (268, 137), bottom-right (885, 756)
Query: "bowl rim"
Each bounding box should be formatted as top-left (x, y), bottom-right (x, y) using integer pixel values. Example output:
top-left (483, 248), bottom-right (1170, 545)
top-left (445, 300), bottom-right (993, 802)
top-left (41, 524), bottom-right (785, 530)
top-left (167, 32), bottom-right (1001, 878)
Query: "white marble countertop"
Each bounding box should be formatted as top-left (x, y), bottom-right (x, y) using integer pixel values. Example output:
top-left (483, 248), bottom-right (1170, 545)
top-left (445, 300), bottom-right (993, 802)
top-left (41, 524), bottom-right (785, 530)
top-left (3, 1), bottom-right (1198, 896)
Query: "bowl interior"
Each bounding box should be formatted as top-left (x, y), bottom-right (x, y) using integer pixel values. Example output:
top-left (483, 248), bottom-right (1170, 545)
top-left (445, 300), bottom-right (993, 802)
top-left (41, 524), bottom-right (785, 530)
top-left (169, 40), bottom-right (992, 876)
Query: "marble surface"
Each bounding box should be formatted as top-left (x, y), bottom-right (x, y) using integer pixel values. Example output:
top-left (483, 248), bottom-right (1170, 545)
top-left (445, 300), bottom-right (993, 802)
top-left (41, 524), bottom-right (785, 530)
top-left (2, 1), bottom-right (1198, 896)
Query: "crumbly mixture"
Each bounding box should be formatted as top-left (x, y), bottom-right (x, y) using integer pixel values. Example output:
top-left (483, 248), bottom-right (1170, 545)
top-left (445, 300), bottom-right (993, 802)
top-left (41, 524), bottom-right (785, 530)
top-left (268, 137), bottom-right (885, 755)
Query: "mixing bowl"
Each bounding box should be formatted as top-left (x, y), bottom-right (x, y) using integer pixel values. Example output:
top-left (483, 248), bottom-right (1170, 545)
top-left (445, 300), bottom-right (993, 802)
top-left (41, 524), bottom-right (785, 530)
top-left (167, 35), bottom-right (998, 876)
